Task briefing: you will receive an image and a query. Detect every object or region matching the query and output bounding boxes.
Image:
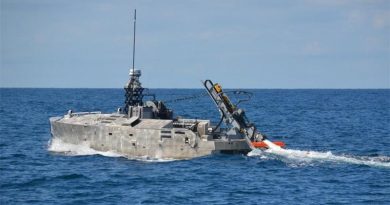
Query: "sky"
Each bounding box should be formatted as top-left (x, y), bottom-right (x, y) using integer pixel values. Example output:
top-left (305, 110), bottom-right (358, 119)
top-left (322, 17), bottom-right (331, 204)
top-left (1, 0), bottom-right (389, 88)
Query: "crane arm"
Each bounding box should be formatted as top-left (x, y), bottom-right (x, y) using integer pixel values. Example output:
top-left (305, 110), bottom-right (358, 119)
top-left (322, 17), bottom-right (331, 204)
top-left (203, 80), bottom-right (265, 150)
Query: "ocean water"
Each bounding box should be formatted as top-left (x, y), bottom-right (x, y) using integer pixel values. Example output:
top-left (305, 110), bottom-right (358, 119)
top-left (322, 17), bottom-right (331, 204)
top-left (0, 88), bottom-right (389, 204)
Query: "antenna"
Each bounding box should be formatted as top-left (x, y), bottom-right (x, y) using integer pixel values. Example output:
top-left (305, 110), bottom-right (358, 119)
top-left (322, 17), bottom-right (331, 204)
top-left (132, 9), bottom-right (136, 73)
top-left (123, 9), bottom-right (144, 114)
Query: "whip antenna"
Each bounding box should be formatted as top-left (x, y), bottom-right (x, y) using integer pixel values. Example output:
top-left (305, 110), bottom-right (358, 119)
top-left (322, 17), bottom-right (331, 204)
top-left (132, 9), bottom-right (136, 73)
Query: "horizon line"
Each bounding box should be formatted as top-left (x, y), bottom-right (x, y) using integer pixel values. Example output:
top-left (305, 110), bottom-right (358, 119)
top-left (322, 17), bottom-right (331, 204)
top-left (1, 87), bottom-right (389, 90)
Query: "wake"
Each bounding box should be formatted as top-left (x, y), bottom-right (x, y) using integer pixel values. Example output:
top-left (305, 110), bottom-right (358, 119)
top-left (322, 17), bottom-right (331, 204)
top-left (48, 138), bottom-right (176, 162)
top-left (48, 138), bottom-right (390, 167)
top-left (248, 140), bottom-right (390, 168)
top-left (48, 138), bottom-right (123, 157)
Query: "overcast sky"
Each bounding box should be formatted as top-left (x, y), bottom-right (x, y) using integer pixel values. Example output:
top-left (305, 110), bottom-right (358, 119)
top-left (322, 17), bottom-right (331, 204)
top-left (1, 0), bottom-right (389, 88)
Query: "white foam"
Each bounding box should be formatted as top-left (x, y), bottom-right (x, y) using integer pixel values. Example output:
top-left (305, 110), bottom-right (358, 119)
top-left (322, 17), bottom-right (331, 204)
top-left (48, 138), bottom-right (177, 162)
top-left (48, 138), bottom-right (123, 157)
top-left (248, 140), bottom-right (390, 168)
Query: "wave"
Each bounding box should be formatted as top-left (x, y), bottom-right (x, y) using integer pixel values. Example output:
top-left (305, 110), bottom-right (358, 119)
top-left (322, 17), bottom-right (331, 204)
top-left (48, 138), bottom-right (123, 157)
top-left (248, 140), bottom-right (390, 168)
top-left (47, 138), bottom-right (176, 162)
top-left (48, 138), bottom-right (389, 167)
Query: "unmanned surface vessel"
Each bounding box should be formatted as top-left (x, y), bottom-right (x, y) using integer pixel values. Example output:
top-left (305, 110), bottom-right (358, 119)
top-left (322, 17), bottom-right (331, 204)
top-left (49, 10), bottom-right (284, 159)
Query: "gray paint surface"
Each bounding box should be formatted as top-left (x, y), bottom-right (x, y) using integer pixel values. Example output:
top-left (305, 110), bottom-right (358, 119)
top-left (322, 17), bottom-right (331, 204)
top-left (50, 113), bottom-right (251, 159)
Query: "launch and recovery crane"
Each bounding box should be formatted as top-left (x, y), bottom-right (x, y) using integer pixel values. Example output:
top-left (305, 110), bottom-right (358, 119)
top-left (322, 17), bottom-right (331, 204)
top-left (203, 80), bottom-right (285, 150)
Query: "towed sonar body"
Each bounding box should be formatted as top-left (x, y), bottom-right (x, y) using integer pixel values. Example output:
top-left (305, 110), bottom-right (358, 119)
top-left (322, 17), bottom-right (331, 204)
top-left (49, 10), bottom-right (284, 159)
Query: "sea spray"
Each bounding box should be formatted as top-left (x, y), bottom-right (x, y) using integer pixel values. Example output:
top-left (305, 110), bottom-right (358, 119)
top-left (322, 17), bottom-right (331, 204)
top-left (48, 138), bottom-right (176, 162)
top-left (48, 138), bottom-right (123, 157)
top-left (248, 140), bottom-right (390, 168)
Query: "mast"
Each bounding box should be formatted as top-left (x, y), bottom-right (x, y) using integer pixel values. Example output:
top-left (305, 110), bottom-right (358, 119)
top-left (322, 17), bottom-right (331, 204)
top-left (132, 9), bottom-right (136, 74)
top-left (123, 9), bottom-right (144, 114)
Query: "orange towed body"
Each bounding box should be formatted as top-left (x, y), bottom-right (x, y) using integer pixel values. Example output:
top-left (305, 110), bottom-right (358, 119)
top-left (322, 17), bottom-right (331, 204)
top-left (252, 141), bottom-right (285, 148)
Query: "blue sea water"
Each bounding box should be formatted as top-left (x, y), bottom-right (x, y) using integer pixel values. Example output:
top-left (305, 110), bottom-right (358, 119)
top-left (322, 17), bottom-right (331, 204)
top-left (0, 88), bottom-right (389, 204)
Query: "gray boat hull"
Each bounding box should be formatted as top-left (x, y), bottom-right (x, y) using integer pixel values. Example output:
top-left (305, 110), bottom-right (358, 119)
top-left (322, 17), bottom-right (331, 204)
top-left (49, 113), bottom-right (251, 159)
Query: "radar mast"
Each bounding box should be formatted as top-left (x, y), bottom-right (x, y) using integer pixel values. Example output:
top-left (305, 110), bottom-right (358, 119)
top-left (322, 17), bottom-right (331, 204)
top-left (124, 9), bottom-right (144, 114)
